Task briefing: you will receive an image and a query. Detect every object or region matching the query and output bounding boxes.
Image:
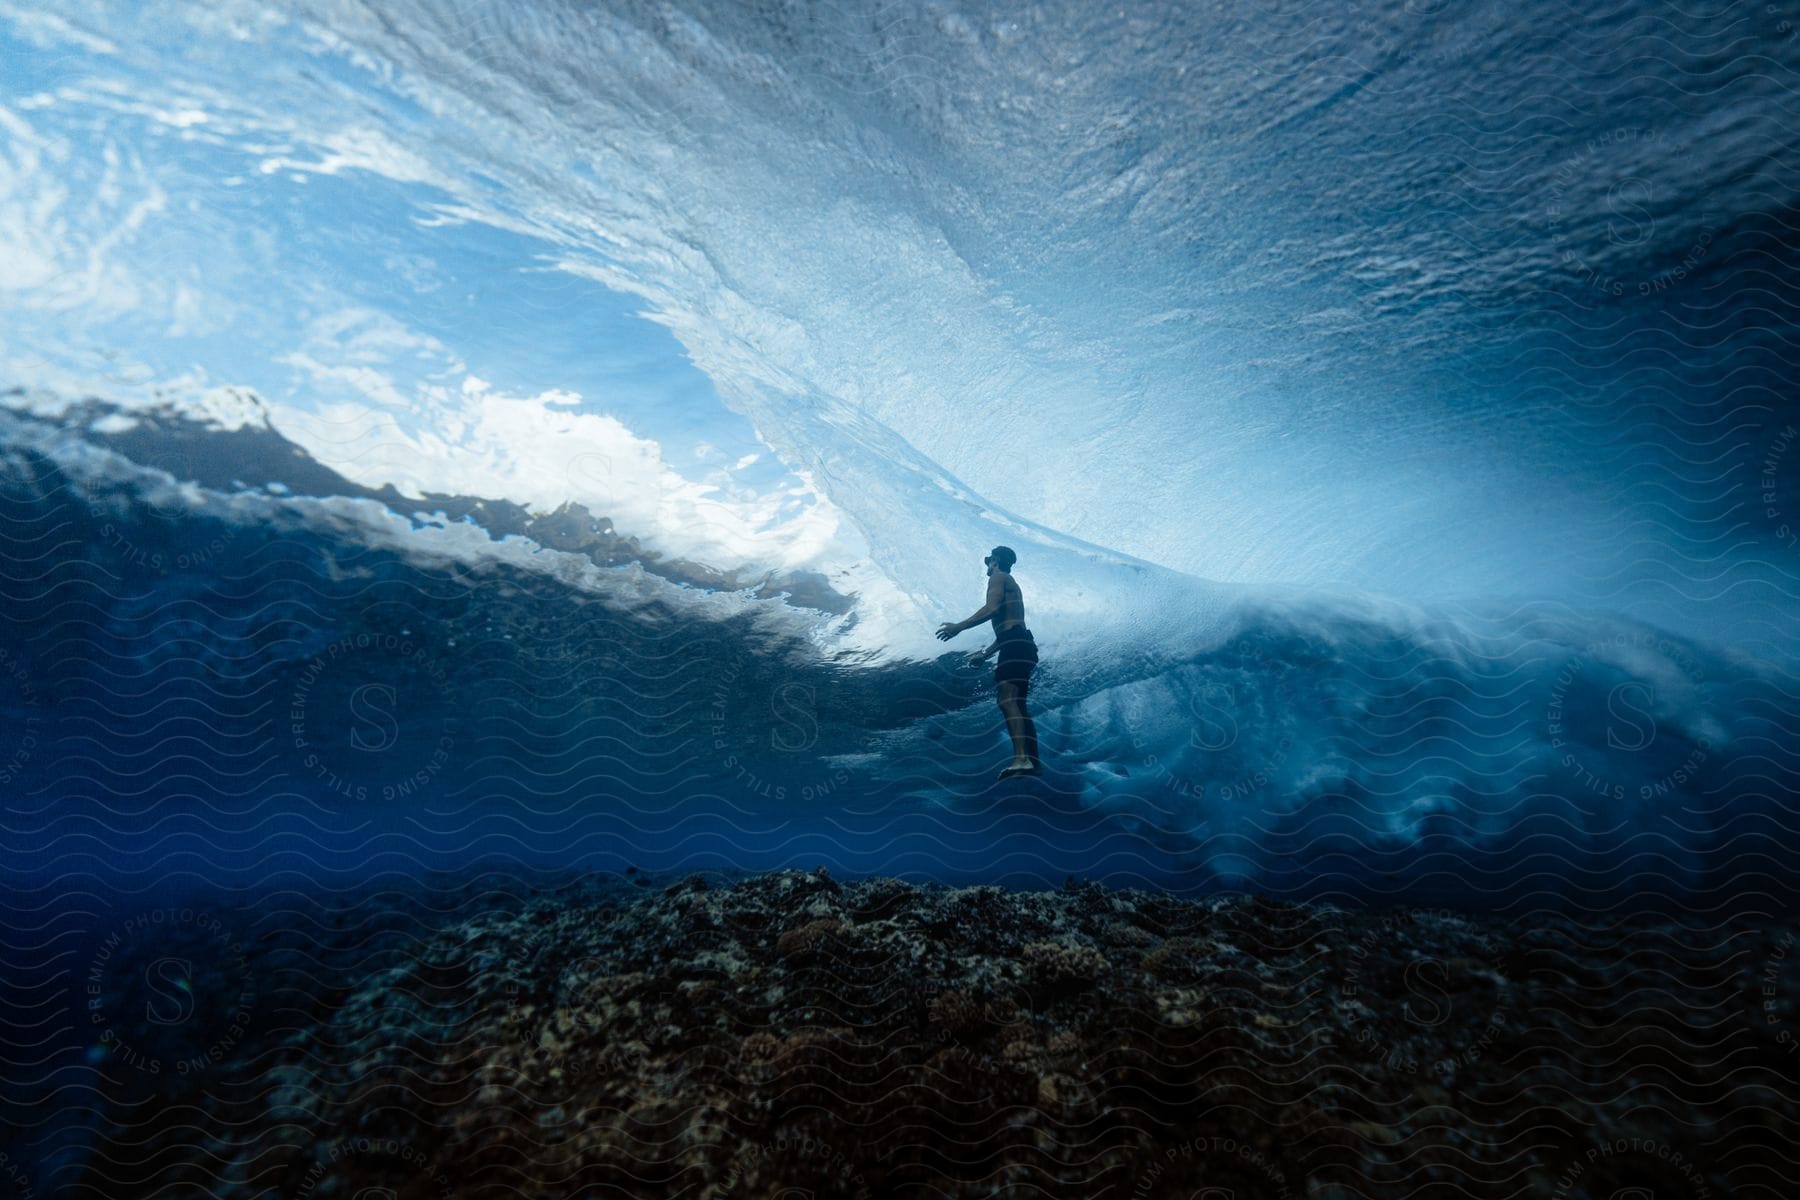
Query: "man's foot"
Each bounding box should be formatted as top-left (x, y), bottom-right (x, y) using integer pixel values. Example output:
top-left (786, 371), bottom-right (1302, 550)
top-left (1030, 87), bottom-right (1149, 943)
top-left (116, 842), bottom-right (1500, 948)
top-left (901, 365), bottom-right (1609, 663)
top-left (997, 759), bottom-right (1037, 780)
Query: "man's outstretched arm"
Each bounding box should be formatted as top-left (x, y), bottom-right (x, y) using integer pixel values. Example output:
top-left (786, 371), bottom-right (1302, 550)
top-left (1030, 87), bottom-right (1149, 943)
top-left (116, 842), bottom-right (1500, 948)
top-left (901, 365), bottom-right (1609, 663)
top-left (936, 574), bottom-right (1007, 641)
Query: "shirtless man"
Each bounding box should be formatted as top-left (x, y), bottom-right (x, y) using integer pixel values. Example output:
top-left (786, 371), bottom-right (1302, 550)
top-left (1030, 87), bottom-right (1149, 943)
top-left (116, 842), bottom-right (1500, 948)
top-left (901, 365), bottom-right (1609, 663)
top-left (936, 545), bottom-right (1041, 779)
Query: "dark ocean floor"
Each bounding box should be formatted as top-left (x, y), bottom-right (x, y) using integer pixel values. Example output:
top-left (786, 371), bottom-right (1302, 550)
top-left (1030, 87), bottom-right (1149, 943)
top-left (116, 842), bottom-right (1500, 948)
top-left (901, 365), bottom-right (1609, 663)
top-left (40, 869), bottom-right (1800, 1199)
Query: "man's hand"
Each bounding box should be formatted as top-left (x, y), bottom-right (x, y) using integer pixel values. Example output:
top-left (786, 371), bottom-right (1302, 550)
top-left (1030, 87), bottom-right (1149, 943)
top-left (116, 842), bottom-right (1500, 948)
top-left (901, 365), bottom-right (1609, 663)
top-left (935, 622), bottom-right (961, 641)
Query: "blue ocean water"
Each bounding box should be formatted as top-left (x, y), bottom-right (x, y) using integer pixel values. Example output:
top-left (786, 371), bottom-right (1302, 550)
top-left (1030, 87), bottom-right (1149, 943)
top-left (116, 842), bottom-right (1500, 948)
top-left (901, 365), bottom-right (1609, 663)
top-left (2, 0), bottom-right (1800, 1194)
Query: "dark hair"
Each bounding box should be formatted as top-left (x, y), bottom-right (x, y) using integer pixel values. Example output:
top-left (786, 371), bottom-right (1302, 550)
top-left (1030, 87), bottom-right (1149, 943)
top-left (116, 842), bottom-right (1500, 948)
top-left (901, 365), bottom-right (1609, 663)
top-left (987, 545), bottom-right (1017, 570)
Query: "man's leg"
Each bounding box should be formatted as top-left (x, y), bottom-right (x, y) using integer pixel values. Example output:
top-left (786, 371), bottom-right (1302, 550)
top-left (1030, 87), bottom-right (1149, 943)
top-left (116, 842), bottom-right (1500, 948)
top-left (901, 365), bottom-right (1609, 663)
top-left (996, 683), bottom-right (1033, 767)
top-left (1018, 689), bottom-right (1039, 766)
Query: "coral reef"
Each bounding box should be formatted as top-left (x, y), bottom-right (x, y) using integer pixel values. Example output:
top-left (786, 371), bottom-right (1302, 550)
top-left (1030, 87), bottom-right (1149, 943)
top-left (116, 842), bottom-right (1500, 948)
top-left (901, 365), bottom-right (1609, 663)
top-left (71, 870), bottom-right (1800, 1198)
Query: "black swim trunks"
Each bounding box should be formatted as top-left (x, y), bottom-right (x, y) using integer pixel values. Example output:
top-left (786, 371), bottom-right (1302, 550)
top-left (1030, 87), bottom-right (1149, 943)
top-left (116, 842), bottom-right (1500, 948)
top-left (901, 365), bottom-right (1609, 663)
top-left (993, 625), bottom-right (1038, 692)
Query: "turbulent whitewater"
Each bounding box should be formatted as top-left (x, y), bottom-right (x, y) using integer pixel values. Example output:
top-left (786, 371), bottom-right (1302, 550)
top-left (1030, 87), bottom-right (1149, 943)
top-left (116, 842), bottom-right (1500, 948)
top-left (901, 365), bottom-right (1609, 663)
top-left (2, 396), bottom-right (1792, 911)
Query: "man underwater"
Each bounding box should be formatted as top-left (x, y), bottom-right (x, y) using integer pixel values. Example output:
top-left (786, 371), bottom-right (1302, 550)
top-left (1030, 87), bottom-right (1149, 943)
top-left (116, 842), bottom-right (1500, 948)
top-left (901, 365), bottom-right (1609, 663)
top-left (936, 545), bottom-right (1042, 779)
